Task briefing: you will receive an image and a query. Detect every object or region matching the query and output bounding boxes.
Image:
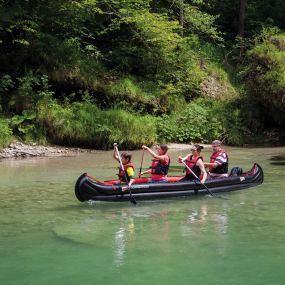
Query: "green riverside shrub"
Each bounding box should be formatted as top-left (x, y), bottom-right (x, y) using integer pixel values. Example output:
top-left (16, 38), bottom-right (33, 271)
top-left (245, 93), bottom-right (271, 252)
top-left (39, 101), bottom-right (157, 149)
top-left (157, 98), bottom-right (245, 145)
top-left (0, 119), bottom-right (13, 149)
top-left (242, 30), bottom-right (285, 127)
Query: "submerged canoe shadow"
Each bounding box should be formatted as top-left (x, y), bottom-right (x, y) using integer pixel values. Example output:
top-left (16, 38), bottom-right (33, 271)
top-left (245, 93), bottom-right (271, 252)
top-left (270, 155), bottom-right (285, 161)
top-left (269, 155), bottom-right (285, 166)
top-left (270, 162), bottom-right (285, 165)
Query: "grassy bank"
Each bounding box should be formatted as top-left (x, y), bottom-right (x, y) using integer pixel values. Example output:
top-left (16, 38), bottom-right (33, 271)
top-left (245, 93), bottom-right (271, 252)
top-left (39, 101), bottom-right (157, 149)
top-left (0, 96), bottom-right (247, 150)
top-left (0, 119), bottom-right (13, 149)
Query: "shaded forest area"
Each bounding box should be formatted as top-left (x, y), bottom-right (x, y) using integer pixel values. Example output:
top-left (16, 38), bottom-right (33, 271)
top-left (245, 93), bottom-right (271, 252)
top-left (1, 0), bottom-right (285, 149)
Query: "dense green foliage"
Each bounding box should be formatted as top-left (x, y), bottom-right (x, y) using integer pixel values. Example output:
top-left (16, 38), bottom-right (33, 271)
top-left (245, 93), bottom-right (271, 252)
top-left (0, 0), bottom-right (285, 149)
top-left (157, 98), bottom-right (244, 145)
top-left (242, 29), bottom-right (285, 127)
top-left (38, 100), bottom-right (157, 149)
top-left (0, 118), bottom-right (13, 148)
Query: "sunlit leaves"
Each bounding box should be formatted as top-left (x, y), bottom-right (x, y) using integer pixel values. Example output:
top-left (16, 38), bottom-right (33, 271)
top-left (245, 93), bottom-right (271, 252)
top-left (183, 5), bottom-right (224, 43)
top-left (243, 31), bottom-right (285, 125)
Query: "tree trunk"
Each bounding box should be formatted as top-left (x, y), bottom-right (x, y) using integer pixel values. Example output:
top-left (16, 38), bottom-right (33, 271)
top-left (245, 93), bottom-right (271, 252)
top-left (204, 0), bottom-right (209, 9)
top-left (238, 0), bottom-right (247, 59)
top-left (179, 0), bottom-right (184, 37)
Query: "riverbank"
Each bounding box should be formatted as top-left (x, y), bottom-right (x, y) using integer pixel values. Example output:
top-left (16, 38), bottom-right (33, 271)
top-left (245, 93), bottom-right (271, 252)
top-left (167, 143), bottom-right (212, 150)
top-left (0, 141), bottom-right (87, 159)
top-left (1, 139), bottom-right (283, 160)
top-left (0, 141), bottom-right (212, 160)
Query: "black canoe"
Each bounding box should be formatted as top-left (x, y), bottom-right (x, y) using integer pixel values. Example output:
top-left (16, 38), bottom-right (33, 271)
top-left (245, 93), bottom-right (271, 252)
top-left (75, 163), bottom-right (263, 202)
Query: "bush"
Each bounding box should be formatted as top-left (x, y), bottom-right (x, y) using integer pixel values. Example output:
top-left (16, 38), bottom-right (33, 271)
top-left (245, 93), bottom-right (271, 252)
top-left (104, 77), bottom-right (159, 114)
top-left (0, 72), bottom-right (54, 114)
top-left (157, 101), bottom-right (222, 143)
top-left (242, 29), bottom-right (285, 127)
top-left (0, 119), bottom-right (13, 149)
top-left (206, 99), bottom-right (245, 145)
top-left (10, 110), bottom-right (47, 144)
top-left (157, 98), bottom-right (245, 145)
top-left (0, 74), bottom-right (14, 113)
top-left (39, 101), bottom-right (157, 149)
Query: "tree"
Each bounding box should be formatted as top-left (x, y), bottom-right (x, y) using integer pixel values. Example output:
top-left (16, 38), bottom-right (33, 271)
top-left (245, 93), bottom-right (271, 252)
top-left (238, 0), bottom-right (247, 59)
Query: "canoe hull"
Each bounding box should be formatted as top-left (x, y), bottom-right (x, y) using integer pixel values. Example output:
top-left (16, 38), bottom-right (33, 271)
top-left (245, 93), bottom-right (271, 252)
top-left (75, 163), bottom-right (263, 202)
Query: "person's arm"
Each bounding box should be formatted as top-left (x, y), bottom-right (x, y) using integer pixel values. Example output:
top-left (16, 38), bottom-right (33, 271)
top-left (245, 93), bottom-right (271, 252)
top-left (113, 148), bottom-right (119, 162)
top-left (197, 159), bottom-right (207, 184)
top-left (204, 162), bottom-right (218, 168)
top-left (178, 154), bottom-right (190, 163)
top-left (140, 169), bottom-right (152, 176)
top-left (128, 178), bottom-right (134, 186)
top-left (142, 145), bottom-right (166, 161)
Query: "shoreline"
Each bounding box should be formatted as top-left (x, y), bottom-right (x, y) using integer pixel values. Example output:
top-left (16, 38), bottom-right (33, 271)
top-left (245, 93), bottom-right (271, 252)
top-left (1, 141), bottom-right (284, 160)
top-left (167, 143), bottom-right (212, 150)
top-left (0, 141), bottom-right (90, 159)
top-left (0, 141), bottom-right (209, 160)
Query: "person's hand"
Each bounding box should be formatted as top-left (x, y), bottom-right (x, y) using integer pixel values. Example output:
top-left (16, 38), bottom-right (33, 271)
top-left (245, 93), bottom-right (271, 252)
top-left (178, 156), bottom-right (183, 163)
top-left (121, 186), bottom-right (128, 192)
top-left (142, 145), bottom-right (147, 150)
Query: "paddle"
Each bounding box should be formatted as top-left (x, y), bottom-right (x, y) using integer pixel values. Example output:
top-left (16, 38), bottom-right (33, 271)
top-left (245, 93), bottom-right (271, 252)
top-left (138, 149), bottom-right (145, 177)
top-left (113, 143), bottom-right (137, 205)
top-left (181, 159), bottom-right (216, 198)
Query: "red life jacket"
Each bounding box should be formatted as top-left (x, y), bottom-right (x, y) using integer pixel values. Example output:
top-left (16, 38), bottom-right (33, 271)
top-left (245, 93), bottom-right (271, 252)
top-left (184, 155), bottom-right (203, 178)
top-left (150, 155), bottom-right (170, 175)
top-left (210, 149), bottom-right (228, 174)
top-left (118, 162), bottom-right (135, 182)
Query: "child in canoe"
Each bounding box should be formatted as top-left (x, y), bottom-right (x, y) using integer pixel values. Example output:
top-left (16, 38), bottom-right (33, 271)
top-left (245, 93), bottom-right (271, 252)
top-left (113, 150), bottom-right (135, 184)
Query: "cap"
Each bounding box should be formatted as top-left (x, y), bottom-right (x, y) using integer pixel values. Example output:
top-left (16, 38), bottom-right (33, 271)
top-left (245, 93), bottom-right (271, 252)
top-left (211, 140), bottom-right (222, 146)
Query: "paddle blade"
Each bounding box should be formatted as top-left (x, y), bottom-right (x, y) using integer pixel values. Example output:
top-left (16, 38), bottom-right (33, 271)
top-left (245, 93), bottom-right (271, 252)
top-left (130, 196), bottom-right (137, 205)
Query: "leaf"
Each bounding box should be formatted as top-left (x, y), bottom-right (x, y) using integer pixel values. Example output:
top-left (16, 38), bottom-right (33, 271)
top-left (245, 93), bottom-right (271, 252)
top-left (11, 115), bottom-right (25, 126)
top-left (22, 110), bottom-right (37, 120)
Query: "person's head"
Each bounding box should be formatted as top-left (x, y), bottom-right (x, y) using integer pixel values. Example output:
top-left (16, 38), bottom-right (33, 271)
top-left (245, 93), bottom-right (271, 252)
top-left (121, 152), bottom-right (132, 164)
top-left (157, 144), bottom-right (168, 155)
top-left (190, 144), bottom-right (204, 155)
top-left (211, 140), bottom-right (222, 152)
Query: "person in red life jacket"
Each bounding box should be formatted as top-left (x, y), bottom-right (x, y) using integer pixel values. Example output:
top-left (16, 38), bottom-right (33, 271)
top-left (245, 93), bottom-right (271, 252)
top-left (178, 144), bottom-right (207, 183)
top-left (139, 144), bottom-right (170, 182)
top-left (113, 150), bottom-right (135, 185)
top-left (204, 140), bottom-right (229, 178)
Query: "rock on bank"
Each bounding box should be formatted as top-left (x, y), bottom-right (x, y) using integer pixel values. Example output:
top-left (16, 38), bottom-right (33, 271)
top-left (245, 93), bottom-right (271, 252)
top-left (0, 141), bottom-right (84, 159)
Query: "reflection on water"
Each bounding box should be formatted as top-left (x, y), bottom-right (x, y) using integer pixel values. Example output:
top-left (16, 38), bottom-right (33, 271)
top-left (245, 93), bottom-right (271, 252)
top-left (269, 154), bottom-right (285, 165)
top-left (270, 161), bottom-right (285, 165)
top-left (269, 155), bottom-right (285, 161)
top-left (113, 214), bottom-right (136, 267)
top-left (114, 227), bottom-right (126, 267)
top-left (187, 205), bottom-right (208, 224)
top-left (1, 147), bottom-right (285, 285)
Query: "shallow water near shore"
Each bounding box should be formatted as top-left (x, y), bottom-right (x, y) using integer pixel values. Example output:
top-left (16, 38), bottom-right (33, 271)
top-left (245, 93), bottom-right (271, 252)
top-left (1, 146), bottom-right (285, 285)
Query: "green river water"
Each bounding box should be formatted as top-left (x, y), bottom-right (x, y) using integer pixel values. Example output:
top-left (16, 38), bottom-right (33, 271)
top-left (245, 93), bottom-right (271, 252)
top-left (0, 147), bottom-right (285, 285)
